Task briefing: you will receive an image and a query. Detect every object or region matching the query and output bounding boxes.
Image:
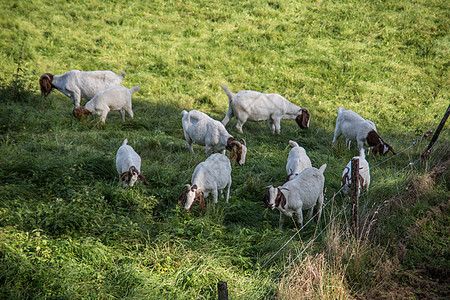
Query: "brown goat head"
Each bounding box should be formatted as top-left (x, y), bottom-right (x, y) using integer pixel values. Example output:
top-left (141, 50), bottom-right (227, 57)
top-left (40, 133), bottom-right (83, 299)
top-left (295, 108), bottom-right (310, 129)
top-left (72, 106), bottom-right (92, 120)
top-left (39, 73), bottom-right (54, 97)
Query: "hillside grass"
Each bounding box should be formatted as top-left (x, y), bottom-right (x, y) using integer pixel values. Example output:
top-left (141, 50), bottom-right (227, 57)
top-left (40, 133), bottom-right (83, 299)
top-left (0, 0), bottom-right (449, 298)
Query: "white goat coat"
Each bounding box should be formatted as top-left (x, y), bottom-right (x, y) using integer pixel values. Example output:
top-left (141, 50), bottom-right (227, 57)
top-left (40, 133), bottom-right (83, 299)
top-left (50, 70), bottom-right (125, 107)
top-left (184, 153), bottom-right (232, 210)
top-left (341, 148), bottom-right (371, 197)
top-left (84, 85), bottom-right (139, 123)
top-left (332, 107), bottom-right (377, 150)
top-left (116, 139), bottom-right (142, 187)
top-left (181, 110), bottom-right (231, 154)
top-left (286, 140), bottom-right (312, 181)
top-left (268, 164), bottom-right (326, 229)
top-left (181, 110), bottom-right (247, 167)
top-left (221, 86), bottom-right (309, 134)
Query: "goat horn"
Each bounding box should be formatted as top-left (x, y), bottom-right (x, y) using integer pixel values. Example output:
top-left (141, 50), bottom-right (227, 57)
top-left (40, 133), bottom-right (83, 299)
top-left (263, 185), bottom-right (273, 189)
top-left (279, 187), bottom-right (290, 191)
top-left (185, 184), bottom-right (191, 190)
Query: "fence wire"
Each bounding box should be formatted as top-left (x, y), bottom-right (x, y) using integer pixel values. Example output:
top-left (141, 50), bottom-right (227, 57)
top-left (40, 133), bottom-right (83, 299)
top-left (247, 126), bottom-right (448, 299)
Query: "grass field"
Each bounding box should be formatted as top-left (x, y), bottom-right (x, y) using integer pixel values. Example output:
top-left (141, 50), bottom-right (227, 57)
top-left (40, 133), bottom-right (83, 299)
top-left (0, 0), bottom-right (449, 298)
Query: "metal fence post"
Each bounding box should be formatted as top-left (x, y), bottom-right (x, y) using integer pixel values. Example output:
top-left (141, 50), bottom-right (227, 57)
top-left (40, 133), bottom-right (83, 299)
top-left (351, 158), bottom-right (359, 238)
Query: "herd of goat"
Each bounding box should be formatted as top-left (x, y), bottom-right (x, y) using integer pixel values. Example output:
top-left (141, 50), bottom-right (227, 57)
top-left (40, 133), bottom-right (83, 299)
top-left (39, 69), bottom-right (397, 229)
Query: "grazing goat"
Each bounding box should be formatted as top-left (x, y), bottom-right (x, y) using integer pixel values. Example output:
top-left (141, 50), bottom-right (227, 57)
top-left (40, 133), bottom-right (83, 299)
top-left (181, 110), bottom-right (247, 166)
top-left (263, 164), bottom-right (326, 229)
top-left (341, 148), bottom-right (371, 197)
top-left (286, 140), bottom-right (312, 181)
top-left (332, 107), bottom-right (396, 156)
top-left (39, 70), bottom-right (126, 108)
top-left (221, 85), bottom-right (310, 134)
top-left (73, 85), bottom-right (140, 123)
top-left (178, 153), bottom-right (232, 212)
top-left (115, 139), bottom-right (148, 187)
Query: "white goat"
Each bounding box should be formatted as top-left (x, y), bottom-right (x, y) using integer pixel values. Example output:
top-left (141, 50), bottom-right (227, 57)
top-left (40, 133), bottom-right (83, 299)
top-left (263, 164), bottom-right (326, 229)
top-left (286, 140), bottom-right (312, 181)
top-left (181, 110), bottom-right (247, 166)
top-left (115, 139), bottom-right (148, 188)
top-left (39, 70), bottom-right (126, 108)
top-left (332, 107), bottom-right (396, 156)
top-left (72, 85), bottom-right (140, 123)
top-left (178, 153), bottom-right (232, 212)
top-left (221, 85), bottom-right (310, 134)
top-left (341, 148), bottom-right (371, 197)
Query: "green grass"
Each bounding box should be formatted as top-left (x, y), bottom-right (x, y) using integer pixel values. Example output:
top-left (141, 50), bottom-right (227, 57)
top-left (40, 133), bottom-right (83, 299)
top-left (0, 0), bottom-right (449, 298)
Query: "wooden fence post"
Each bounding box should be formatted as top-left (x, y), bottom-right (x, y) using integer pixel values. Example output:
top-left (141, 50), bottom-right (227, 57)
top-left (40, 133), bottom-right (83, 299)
top-left (421, 104), bottom-right (450, 159)
top-left (218, 281), bottom-right (228, 300)
top-left (350, 158), bottom-right (359, 238)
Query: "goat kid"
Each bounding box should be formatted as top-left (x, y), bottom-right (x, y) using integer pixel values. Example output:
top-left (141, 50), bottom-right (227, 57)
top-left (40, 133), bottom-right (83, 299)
top-left (116, 139), bottom-right (148, 187)
top-left (332, 107), bottom-right (396, 156)
top-left (263, 164), bottom-right (326, 229)
top-left (221, 85), bottom-right (310, 134)
top-left (73, 85), bottom-right (139, 123)
top-left (39, 70), bottom-right (125, 108)
top-left (286, 140), bottom-right (312, 181)
top-left (341, 148), bottom-right (371, 197)
top-left (181, 110), bottom-right (247, 166)
top-left (178, 153), bottom-right (232, 212)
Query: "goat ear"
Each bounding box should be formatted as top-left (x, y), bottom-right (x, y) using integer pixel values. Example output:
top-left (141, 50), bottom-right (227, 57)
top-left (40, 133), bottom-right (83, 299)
top-left (263, 190), bottom-right (270, 207)
top-left (341, 173), bottom-right (349, 187)
top-left (229, 147), bottom-right (238, 164)
top-left (198, 193), bottom-right (205, 211)
top-left (280, 192), bottom-right (287, 209)
top-left (178, 190), bottom-right (188, 207)
top-left (120, 171), bottom-right (129, 182)
top-left (275, 191), bottom-right (282, 207)
top-left (359, 174), bottom-right (365, 190)
top-left (139, 174), bottom-right (148, 186)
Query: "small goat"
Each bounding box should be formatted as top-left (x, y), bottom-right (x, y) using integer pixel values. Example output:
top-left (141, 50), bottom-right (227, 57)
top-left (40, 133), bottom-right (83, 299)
top-left (39, 70), bottom-right (126, 108)
top-left (115, 139), bottom-right (148, 187)
top-left (263, 164), bottom-right (326, 229)
top-left (221, 85), bottom-right (310, 134)
top-left (286, 140), bottom-right (312, 181)
top-left (181, 110), bottom-right (247, 166)
top-left (178, 153), bottom-right (232, 212)
top-left (73, 85), bottom-right (140, 123)
top-left (341, 148), bottom-right (371, 197)
top-left (332, 107), bottom-right (396, 156)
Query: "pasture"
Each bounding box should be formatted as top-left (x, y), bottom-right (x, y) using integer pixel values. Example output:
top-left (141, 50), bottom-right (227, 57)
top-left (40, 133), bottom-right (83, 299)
top-left (0, 0), bottom-right (448, 298)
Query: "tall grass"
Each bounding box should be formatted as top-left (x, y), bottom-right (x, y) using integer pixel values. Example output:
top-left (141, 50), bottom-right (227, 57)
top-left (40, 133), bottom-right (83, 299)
top-left (0, 0), bottom-right (448, 298)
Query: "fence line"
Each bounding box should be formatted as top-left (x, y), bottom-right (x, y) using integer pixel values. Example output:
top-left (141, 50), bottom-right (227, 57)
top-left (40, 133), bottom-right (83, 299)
top-left (252, 203), bottom-right (350, 300)
top-left (370, 128), bottom-right (433, 170)
top-left (247, 124), bottom-right (448, 299)
top-left (253, 185), bottom-right (345, 275)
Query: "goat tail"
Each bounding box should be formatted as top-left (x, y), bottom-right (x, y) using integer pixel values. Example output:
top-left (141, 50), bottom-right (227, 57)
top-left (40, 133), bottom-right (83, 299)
top-left (319, 163), bottom-right (327, 174)
top-left (337, 106), bottom-right (345, 115)
top-left (181, 110), bottom-right (188, 117)
top-left (220, 85), bottom-right (234, 102)
top-left (122, 139), bottom-right (128, 146)
top-left (129, 85), bottom-right (140, 94)
top-left (288, 140), bottom-right (299, 148)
